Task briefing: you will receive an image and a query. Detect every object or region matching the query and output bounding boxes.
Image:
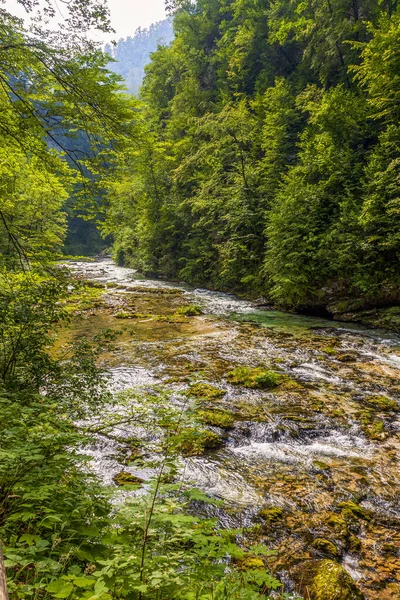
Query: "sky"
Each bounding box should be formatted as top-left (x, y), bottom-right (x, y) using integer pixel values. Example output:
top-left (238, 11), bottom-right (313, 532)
top-left (105, 0), bottom-right (167, 40)
top-left (5, 0), bottom-right (167, 41)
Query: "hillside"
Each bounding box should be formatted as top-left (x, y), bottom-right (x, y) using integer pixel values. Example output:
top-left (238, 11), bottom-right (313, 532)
top-left (104, 19), bottom-right (174, 95)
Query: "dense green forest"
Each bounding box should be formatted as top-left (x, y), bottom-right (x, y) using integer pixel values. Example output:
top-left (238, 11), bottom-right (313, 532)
top-left (105, 20), bottom-right (174, 95)
top-left (104, 0), bottom-right (400, 319)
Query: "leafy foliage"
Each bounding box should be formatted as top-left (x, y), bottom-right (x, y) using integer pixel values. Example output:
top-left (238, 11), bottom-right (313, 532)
top-left (105, 0), bottom-right (400, 313)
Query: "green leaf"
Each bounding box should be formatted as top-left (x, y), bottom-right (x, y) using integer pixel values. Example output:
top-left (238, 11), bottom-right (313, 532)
top-left (46, 579), bottom-right (74, 598)
top-left (73, 577), bottom-right (96, 588)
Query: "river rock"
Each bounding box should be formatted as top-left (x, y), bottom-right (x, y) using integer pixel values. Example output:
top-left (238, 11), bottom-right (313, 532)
top-left (292, 559), bottom-right (364, 599)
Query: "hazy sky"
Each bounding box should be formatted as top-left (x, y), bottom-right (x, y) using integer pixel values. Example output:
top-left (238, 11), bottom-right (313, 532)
top-left (106, 0), bottom-right (167, 39)
top-left (6, 0), bottom-right (167, 41)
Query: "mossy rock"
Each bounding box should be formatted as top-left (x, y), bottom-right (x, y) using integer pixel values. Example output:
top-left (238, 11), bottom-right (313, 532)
top-left (321, 346), bottom-right (337, 356)
top-left (234, 555), bottom-right (265, 571)
top-left (85, 280), bottom-right (105, 289)
top-left (324, 514), bottom-right (349, 543)
top-left (365, 395), bottom-right (398, 412)
top-left (259, 506), bottom-right (285, 522)
top-left (337, 353), bottom-right (357, 362)
top-left (293, 559), bottom-right (364, 600)
top-left (64, 284), bottom-right (104, 313)
top-left (312, 538), bottom-right (341, 559)
top-left (313, 461), bottom-right (331, 472)
top-left (156, 314), bottom-right (187, 323)
top-left (337, 502), bottom-right (370, 521)
top-left (171, 428), bottom-right (222, 457)
top-left (363, 420), bottom-right (387, 440)
top-left (188, 383), bottom-right (226, 400)
top-left (114, 311), bottom-right (153, 319)
top-left (113, 471), bottom-right (144, 486)
top-left (126, 445), bottom-right (144, 465)
top-left (176, 304), bottom-right (203, 316)
top-left (311, 560), bottom-right (363, 599)
top-left (348, 535), bottom-right (361, 553)
top-left (197, 410), bottom-right (234, 429)
top-left (359, 411), bottom-right (388, 440)
top-left (227, 366), bottom-right (283, 389)
top-left (381, 542), bottom-right (398, 555)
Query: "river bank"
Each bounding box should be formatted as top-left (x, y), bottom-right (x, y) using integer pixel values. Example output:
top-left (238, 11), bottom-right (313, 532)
top-left (60, 258), bottom-right (400, 599)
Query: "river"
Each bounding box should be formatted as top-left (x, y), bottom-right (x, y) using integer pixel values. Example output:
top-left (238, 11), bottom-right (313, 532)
top-left (62, 258), bottom-right (400, 599)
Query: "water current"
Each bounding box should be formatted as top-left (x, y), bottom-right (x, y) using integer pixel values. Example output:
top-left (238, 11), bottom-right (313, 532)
top-left (63, 258), bottom-right (400, 599)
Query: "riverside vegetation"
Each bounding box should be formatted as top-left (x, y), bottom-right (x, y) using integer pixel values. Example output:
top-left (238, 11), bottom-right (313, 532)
top-left (0, 0), bottom-right (400, 599)
top-left (104, 0), bottom-right (400, 330)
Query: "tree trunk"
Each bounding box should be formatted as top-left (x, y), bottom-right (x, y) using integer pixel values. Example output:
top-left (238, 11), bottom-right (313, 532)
top-left (0, 544), bottom-right (8, 600)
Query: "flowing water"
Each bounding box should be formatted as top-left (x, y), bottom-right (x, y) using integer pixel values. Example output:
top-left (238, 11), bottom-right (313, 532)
top-left (62, 258), bottom-right (400, 599)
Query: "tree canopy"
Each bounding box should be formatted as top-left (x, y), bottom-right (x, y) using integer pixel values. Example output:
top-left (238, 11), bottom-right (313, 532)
top-left (105, 0), bottom-right (400, 315)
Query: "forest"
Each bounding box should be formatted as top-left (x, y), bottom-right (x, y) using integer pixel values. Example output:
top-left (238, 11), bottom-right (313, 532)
top-left (104, 20), bottom-right (174, 95)
top-left (1, 0), bottom-right (400, 599)
top-left (105, 0), bottom-right (400, 326)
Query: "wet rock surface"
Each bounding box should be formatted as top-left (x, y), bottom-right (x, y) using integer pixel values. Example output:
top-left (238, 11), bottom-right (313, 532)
top-left (59, 259), bottom-right (400, 600)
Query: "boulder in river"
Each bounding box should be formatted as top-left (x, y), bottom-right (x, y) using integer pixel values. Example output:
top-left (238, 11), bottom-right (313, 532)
top-left (292, 559), bottom-right (364, 599)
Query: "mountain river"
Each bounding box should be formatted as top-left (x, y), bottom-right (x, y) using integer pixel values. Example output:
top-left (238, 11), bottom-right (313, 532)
top-left (61, 258), bottom-right (400, 599)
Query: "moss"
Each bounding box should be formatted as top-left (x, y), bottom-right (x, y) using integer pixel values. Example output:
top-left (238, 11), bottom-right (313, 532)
top-left (176, 304), bottom-right (203, 316)
top-left (227, 366), bottom-right (283, 389)
top-left (235, 556), bottom-right (265, 571)
top-left (156, 314), bottom-right (187, 323)
top-left (382, 543), bottom-right (398, 555)
top-left (114, 311), bottom-right (153, 319)
top-left (127, 286), bottom-right (182, 295)
top-left (313, 461), bottom-right (331, 472)
top-left (325, 514), bottom-right (348, 542)
top-left (311, 539), bottom-right (341, 559)
top-left (337, 353), bottom-right (356, 362)
top-left (365, 395), bottom-right (398, 412)
top-left (280, 379), bottom-right (304, 391)
top-left (348, 536), bottom-right (361, 553)
top-left (64, 284), bottom-right (104, 314)
top-left (259, 506), bottom-right (285, 522)
top-left (84, 280), bottom-right (105, 289)
top-left (338, 502), bottom-right (370, 521)
top-left (171, 428), bottom-right (222, 457)
top-left (126, 444), bottom-right (143, 465)
top-left (197, 410), bottom-right (234, 429)
top-left (359, 411), bottom-right (388, 440)
top-left (321, 346), bottom-right (337, 356)
top-left (188, 383), bottom-right (226, 400)
top-left (310, 560), bottom-right (364, 599)
top-left (113, 471), bottom-right (144, 486)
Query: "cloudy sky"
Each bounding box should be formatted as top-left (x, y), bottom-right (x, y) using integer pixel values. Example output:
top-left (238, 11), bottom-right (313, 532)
top-left (6, 0), bottom-right (167, 40)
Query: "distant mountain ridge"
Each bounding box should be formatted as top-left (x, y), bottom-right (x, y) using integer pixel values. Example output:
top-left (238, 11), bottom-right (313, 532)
top-left (105, 19), bottom-right (174, 96)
